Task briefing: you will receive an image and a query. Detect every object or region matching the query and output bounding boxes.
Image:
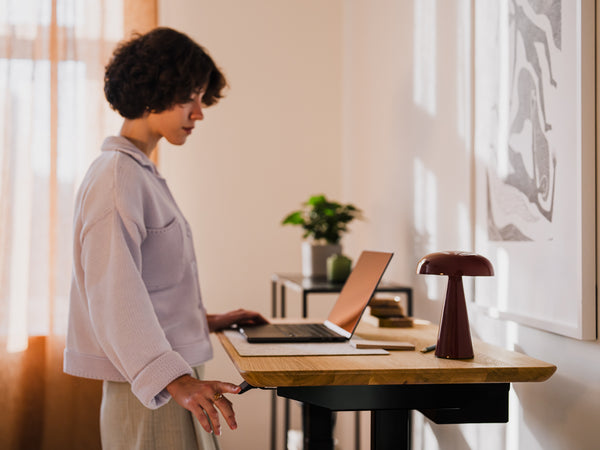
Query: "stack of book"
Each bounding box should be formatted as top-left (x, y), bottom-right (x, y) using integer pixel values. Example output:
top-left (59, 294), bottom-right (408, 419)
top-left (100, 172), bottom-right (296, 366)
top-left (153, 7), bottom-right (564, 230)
top-left (366, 296), bottom-right (413, 328)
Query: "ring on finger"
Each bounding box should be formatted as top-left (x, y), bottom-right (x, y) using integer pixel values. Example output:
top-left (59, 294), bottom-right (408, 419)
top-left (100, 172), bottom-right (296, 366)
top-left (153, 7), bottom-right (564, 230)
top-left (213, 392), bottom-right (223, 402)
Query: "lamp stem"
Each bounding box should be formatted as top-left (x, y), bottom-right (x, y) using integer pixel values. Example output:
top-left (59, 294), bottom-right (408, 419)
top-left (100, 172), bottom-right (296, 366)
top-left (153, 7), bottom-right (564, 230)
top-left (435, 275), bottom-right (474, 359)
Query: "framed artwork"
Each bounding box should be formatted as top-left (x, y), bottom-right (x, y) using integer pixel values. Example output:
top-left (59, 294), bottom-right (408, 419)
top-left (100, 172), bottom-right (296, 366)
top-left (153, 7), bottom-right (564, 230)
top-left (473, 0), bottom-right (596, 339)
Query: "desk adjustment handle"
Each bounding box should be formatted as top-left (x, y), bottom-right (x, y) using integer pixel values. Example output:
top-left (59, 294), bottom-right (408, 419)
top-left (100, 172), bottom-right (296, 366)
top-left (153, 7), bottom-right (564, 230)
top-left (238, 380), bottom-right (274, 394)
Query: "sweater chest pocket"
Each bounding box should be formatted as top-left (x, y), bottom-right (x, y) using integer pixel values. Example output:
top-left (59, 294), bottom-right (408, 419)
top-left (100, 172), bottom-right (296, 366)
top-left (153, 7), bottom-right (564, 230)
top-left (141, 218), bottom-right (185, 291)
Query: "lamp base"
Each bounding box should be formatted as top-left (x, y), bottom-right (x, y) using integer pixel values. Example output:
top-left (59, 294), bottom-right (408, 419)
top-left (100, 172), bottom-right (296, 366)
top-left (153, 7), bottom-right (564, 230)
top-left (435, 275), bottom-right (474, 359)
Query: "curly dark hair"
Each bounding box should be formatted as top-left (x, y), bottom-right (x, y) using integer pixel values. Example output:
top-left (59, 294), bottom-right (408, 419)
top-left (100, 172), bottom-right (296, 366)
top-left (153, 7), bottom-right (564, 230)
top-left (104, 27), bottom-right (227, 119)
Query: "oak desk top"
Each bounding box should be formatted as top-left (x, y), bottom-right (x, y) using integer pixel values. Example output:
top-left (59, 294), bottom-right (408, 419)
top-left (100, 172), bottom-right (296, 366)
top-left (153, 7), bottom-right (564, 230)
top-left (217, 320), bottom-right (556, 388)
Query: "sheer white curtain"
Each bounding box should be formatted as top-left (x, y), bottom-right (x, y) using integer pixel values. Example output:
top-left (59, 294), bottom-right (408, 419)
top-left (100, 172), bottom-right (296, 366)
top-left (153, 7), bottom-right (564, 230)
top-left (0, 1), bottom-right (130, 448)
top-left (0, 0), bottom-right (123, 353)
top-left (0, 1), bottom-right (159, 447)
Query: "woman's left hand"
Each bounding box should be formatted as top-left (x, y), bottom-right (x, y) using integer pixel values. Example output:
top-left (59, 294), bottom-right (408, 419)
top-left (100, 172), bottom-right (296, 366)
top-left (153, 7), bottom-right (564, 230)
top-left (207, 308), bottom-right (269, 332)
top-left (166, 375), bottom-right (241, 435)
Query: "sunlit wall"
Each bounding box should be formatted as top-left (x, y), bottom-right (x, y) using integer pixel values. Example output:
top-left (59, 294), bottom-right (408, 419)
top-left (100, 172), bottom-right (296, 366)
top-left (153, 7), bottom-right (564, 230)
top-left (342, 1), bottom-right (600, 450)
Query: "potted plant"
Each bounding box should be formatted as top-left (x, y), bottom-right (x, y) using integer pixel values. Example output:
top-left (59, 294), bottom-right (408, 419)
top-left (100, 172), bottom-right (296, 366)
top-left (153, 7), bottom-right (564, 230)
top-left (282, 194), bottom-right (362, 278)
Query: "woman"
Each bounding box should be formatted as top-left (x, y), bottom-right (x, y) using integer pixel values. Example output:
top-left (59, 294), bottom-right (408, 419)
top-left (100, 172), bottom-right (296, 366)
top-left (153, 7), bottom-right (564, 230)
top-left (63, 27), bottom-right (267, 449)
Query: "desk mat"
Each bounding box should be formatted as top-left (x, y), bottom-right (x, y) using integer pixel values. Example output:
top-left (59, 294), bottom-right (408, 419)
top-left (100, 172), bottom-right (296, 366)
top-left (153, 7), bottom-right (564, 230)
top-left (223, 330), bottom-right (389, 356)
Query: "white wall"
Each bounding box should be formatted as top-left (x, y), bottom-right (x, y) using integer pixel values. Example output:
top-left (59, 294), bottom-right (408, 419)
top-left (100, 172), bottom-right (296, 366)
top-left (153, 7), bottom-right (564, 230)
top-left (342, 2), bottom-right (600, 450)
top-left (159, 1), bottom-right (600, 449)
top-left (342, 1), bottom-right (476, 448)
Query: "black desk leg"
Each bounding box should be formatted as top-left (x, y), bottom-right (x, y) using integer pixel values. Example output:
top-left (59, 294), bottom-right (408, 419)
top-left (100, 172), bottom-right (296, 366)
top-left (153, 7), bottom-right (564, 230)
top-left (302, 403), bottom-right (335, 450)
top-left (281, 284), bottom-right (287, 318)
top-left (302, 292), bottom-right (308, 318)
top-left (270, 391), bottom-right (277, 450)
top-left (271, 280), bottom-right (277, 317)
top-left (355, 411), bottom-right (360, 450)
top-left (370, 409), bottom-right (411, 450)
top-left (284, 398), bottom-right (290, 450)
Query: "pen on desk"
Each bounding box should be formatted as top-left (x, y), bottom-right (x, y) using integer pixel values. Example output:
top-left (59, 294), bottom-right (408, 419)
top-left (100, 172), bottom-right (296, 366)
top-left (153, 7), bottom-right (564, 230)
top-left (420, 344), bottom-right (436, 353)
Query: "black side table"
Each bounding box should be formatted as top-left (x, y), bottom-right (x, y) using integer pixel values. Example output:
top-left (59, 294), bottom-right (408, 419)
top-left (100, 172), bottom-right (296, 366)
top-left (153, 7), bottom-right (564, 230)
top-left (271, 274), bottom-right (413, 319)
top-left (269, 274), bottom-right (413, 450)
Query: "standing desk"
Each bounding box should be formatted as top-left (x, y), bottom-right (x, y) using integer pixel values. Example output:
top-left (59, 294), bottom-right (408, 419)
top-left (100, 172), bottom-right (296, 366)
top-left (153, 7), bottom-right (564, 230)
top-left (218, 320), bottom-right (556, 450)
top-left (270, 274), bottom-right (413, 449)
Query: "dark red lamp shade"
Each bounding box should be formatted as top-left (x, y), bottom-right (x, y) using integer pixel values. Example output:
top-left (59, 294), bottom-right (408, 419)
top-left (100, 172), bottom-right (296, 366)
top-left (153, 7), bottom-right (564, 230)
top-left (417, 251), bottom-right (494, 359)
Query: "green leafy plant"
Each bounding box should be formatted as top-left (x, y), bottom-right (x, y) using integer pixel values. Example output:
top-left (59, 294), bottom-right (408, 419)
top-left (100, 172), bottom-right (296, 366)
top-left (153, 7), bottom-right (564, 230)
top-left (282, 194), bottom-right (362, 245)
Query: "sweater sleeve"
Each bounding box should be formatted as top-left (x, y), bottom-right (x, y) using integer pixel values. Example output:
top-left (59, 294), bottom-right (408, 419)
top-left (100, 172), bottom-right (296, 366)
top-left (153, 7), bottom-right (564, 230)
top-left (80, 208), bottom-right (192, 409)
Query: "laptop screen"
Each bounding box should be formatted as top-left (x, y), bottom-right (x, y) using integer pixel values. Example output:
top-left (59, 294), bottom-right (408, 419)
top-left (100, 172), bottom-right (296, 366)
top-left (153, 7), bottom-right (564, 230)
top-left (326, 251), bottom-right (393, 335)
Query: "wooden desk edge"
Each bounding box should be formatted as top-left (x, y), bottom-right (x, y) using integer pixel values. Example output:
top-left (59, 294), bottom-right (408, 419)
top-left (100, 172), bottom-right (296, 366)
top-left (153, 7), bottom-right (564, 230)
top-left (216, 331), bottom-right (557, 388)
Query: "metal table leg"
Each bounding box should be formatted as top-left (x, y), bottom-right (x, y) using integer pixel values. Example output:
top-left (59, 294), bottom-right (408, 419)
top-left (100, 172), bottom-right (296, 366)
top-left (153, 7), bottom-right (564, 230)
top-left (370, 410), bottom-right (411, 450)
top-left (302, 403), bottom-right (335, 450)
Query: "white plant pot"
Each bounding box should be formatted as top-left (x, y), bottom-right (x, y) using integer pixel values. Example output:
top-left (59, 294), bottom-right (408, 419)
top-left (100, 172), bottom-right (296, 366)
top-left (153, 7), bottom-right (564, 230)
top-left (302, 241), bottom-right (342, 278)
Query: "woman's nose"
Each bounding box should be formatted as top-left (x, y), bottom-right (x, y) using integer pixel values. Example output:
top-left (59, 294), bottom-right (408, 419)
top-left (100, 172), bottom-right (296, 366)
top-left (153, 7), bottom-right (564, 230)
top-left (190, 101), bottom-right (204, 121)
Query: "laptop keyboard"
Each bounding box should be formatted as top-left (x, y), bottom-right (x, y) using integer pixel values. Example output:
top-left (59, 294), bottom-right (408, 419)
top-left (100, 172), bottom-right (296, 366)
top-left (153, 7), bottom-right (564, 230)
top-left (275, 323), bottom-right (340, 338)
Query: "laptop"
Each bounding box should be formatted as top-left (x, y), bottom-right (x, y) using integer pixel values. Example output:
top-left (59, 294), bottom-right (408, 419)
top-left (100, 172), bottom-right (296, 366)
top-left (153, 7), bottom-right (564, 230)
top-left (238, 250), bottom-right (393, 343)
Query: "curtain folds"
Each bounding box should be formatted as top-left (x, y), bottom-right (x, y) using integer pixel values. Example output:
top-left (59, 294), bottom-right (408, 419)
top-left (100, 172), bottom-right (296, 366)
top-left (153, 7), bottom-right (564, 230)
top-left (0, 336), bottom-right (103, 449)
top-left (0, 1), bottom-right (156, 448)
top-left (0, 0), bottom-right (124, 353)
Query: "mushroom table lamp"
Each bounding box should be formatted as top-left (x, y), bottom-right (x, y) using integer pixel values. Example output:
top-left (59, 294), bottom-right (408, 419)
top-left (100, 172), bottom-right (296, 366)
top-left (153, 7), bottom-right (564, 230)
top-left (417, 251), bottom-right (494, 359)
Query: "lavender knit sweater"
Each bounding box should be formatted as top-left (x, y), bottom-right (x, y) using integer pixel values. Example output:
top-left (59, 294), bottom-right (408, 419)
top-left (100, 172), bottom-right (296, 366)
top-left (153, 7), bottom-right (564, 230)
top-left (64, 136), bottom-right (213, 409)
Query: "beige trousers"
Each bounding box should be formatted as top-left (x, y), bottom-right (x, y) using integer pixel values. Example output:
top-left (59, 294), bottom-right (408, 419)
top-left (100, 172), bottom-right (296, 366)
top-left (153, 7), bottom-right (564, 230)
top-left (100, 366), bottom-right (219, 450)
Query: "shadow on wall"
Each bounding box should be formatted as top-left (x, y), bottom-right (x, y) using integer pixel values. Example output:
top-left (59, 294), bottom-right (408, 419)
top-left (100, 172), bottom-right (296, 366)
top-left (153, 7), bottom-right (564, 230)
top-left (515, 371), bottom-right (598, 449)
top-left (424, 420), bottom-right (473, 450)
top-left (416, 415), bottom-right (507, 450)
top-left (412, 228), bottom-right (438, 321)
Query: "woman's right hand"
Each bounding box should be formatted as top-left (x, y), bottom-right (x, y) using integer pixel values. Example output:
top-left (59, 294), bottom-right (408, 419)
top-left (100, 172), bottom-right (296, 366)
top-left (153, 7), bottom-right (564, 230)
top-left (166, 375), bottom-right (242, 435)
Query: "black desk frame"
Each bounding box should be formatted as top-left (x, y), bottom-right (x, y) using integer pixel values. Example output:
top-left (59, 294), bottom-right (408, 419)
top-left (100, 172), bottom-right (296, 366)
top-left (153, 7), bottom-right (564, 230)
top-left (270, 274), bottom-right (414, 450)
top-left (277, 383), bottom-right (510, 450)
